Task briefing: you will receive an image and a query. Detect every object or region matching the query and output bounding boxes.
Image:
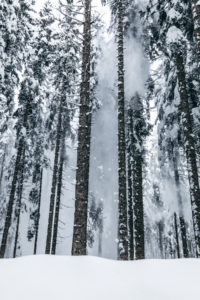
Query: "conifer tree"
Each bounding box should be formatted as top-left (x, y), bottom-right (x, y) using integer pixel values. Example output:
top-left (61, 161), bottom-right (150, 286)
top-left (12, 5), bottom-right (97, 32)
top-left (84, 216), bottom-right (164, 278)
top-left (144, 0), bottom-right (200, 256)
top-left (190, 0), bottom-right (200, 69)
top-left (72, 0), bottom-right (93, 256)
top-left (44, 1), bottom-right (79, 254)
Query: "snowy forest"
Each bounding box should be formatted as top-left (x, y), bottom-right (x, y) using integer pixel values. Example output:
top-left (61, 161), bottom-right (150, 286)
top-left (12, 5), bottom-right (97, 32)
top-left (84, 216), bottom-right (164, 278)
top-left (1, 0), bottom-right (200, 262)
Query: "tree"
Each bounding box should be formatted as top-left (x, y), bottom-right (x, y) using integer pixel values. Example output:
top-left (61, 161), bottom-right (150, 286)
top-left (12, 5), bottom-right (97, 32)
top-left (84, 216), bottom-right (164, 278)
top-left (175, 46), bottom-right (200, 255)
top-left (0, 76), bottom-right (34, 258)
top-left (190, 0), bottom-right (200, 70)
top-left (45, 0), bottom-right (79, 254)
top-left (143, 0), bottom-right (200, 256)
top-left (72, 0), bottom-right (93, 256)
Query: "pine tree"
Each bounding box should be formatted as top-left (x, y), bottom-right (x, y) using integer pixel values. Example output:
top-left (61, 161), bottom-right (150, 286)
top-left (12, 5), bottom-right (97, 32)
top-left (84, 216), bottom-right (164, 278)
top-left (190, 0), bottom-right (200, 70)
top-left (26, 2), bottom-right (56, 253)
top-left (116, 0), bottom-right (128, 260)
top-left (51, 135), bottom-right (65, 255)
top-left (105, 0), bottom-right (129, 260)
top-left (72, 0), bottom-right (93, 256)
top-left (143, 0), bottom-right (200, 256)
top-left (127, 108), bottom-right (134, 260)
top-left (44, 1), bottom-right (79, 254)
top-left (175, 46), bottom-right (200, 255)
top-left (0, 76), bottom-right (32, 258)
top-left (13, 148), bottom-right (25, 258)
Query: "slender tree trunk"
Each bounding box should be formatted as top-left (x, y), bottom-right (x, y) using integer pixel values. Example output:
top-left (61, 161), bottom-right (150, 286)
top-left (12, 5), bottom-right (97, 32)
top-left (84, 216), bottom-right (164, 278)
top-left (180, 216), bottom-right (189, 258)
top-left (98, 229), bottom-right (102, 257)
top-left (158, 221), bottom-right (164, 258)
top-left (191, 0), bottom-right (200, 70)
top-left (117, 0), bottom-right (128, 260)
top-left (72, 0), bottom-right (92, 256)
top-left (0, 102), bottom-right (29, 258)
top-left (172, 150), bottom-right (189, 258)
top-left (34, 169), bottom-right (43, 255)
top-left (13, 149), bottom-right (25, 258)
top-left (133, 151), bottom-right (145, 259)
top-left (0, 149), bottom-right (6, 193)
top-left (132, 96), bottom-right (145, 260)
top-left (45, 96), bottom-right (63, 254)
top-left (51, 139), bottom-right (65, 255)
top-left (127, 108), bottom-right (134, 260)
top-left (174, 212), bottom-right (180, 258)
top-left (176, 50), bottom-right (200, 256)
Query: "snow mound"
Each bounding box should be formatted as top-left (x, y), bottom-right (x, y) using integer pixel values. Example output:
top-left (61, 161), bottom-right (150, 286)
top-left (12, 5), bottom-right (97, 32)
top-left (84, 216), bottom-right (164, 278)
top-left (0, 255), bottom-right (200, 300)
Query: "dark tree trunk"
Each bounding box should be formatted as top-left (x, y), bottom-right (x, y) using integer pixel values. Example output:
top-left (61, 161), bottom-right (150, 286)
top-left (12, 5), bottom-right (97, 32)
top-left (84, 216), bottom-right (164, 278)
top-left (0, 102), bottom-right (29, 258)
top-left (133, 152), bottom-right (145, 259)
top-left (34, 169), bottom-right (43, 255)
top-left (127, 108), bottom-right (134, 260)
top-left (13, 149), bottom-right (25, 258)
top-left (176, 50), bottom-right (200, 256)
top-left (132, 95), bottom-right (145, 260)
top-left (72, 0), bottom-right (92, 256)
top-left (0, 149), bottom-right (6, 193)
top-left (45, 95), bottom-right (63, 254)
top-left (174, 212), bottom-right (180, 258)
top-left (117, 0), bottom-right (128, 261)
top-left (51, 139), bottom-right (65, 255)
top-left (191, 0), bottom-right (200, 70)
top-left (180, 216), bottom-right (189, 258)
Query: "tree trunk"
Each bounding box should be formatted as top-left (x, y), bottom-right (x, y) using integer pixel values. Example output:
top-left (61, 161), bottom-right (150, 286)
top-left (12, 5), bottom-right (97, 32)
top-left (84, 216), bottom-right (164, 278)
top-left (45, 95), bottom-right (63, 254)
top-left (174, 212), bottom-right (180, 258)
top-left (158, 221), bottom-right (164, 258)
top-left (172, 149), bottom-right (189, 258)
top-left (180, 216), bottom-right (189, 258)
top-left (98, 229), bottom-right (103, 257)
top-left (51, 139), bottom-right (65, 255)
top-left (34, 169), bottom-right (43, 255)
top-left (133, 151), bottom-right (145, 259)
top-left (72, 0), bottom-right (92, 256)
top-left (127, 108), bottom-right (134, 260)
top-left (176, 50), bottom-right (200, 256)
top-left (0, 149), bottom-right (6, 194)
top-left (132, 95), bottom-right (145, 260)
top-left (13, 149), bottom-right (25, 258)
top-left (191, 0), bottom-right (200, 70)
top-left (117, 0), bottom-right (128, 261)
top-left (0, 102), bottom-right (29, 258)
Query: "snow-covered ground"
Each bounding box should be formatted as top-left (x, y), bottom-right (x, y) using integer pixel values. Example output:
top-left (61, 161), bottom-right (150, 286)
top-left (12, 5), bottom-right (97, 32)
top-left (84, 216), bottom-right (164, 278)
top-left (0, 256), bottom-right (200, 300)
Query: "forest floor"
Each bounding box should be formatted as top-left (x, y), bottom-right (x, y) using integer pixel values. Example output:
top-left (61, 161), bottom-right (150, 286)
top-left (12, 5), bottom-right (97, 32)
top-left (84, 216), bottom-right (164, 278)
top-left (0, 255), bottom-right (199, 300)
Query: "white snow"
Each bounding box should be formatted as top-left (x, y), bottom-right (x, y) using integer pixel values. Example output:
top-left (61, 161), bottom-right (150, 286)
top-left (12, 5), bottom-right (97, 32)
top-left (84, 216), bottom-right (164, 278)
top-left (0, 255), bottom-right (200, 300)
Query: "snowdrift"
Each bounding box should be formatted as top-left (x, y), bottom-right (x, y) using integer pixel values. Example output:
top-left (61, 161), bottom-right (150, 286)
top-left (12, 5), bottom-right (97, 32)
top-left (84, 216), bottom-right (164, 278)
top-left (0, 255), bottom-right (199, 300)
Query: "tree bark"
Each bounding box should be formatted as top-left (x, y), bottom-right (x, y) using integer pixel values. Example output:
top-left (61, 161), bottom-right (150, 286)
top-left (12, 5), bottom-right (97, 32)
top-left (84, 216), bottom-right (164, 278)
top-left (172, 149), bottom-right (189, 258)
top-left (117, 0), bottom-right (128, 260)
top-left (158, 221), bottom-right (164, 258)
top-left (45, 95), bottom-right (63, 254)
top-left (180, 216), bottom-right (189, 258)
top-left (127, 108), bottom-right (134, 260)
top-left (51, 139), bottom-right (65, 255)
top-left (133, 151), bottom-right (145, 259)
top-left (174, 212), bottom-right (180, 258)
top-left (34, 169), bottom-right (43, 255)
top-left (72, 0), bottom-right (92, 256)
top-left (176, 50), bottom-right (200, 256)
top-left (13, 149), bottom-right (25, 258)
top-left (0, 101), bottom-right (29, 258)
top-left (191, 0), bottom-right (200, 70)
top-left (0, 149), bottom-right (6, 194)
top-left (132, 95), bottom-right (145, 260)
